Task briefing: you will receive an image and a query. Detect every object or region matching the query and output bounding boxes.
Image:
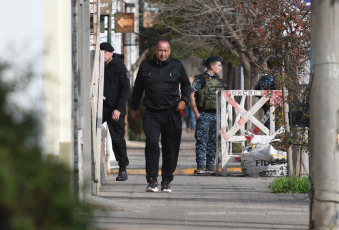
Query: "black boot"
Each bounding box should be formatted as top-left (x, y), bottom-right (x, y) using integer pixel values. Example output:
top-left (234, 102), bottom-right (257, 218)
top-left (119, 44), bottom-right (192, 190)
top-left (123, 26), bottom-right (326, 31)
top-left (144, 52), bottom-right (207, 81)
top-left (116, 167), bottom-right (128, 181)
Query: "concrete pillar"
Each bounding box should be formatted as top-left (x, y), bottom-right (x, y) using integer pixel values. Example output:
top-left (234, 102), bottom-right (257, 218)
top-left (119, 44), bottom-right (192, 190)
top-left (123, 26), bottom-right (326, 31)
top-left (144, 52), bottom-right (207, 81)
top-left (310, 1), bottom-right (339, 228)
top-left (43, 0), bottom-right (72, 163)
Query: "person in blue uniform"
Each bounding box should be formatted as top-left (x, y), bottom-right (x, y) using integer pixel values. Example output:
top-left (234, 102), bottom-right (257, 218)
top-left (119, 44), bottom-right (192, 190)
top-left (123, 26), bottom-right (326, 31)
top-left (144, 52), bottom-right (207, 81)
top-left (185, 76), bottom-right (196, 133)
top-left (254, 55), bottom-right (282, 128)
top-left (190, 56), bottom-right (223, 173)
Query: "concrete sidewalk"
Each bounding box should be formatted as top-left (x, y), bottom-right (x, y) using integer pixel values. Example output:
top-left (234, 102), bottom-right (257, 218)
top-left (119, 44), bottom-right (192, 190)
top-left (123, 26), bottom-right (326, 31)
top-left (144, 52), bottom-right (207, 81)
top-left (88, 129), bottom-right (310, 230)
top-left (109, 130), bottom-right (200, 175)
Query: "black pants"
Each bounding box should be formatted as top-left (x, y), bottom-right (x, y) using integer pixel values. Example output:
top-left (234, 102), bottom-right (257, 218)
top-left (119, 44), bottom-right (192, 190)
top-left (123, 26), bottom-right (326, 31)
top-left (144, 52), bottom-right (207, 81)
top-left (102, 113), bottom-right (129, 168)
top-left (143, 110), bottom-right (182, 183)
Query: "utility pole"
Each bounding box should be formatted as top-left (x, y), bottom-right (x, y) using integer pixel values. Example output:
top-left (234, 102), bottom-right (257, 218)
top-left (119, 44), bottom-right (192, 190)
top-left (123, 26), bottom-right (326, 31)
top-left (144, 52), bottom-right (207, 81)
top-left (284, 41), bottom-right (293, 177)
top-left (310, 1), bottom-right (339, 229)
top-left (92, 0), bottom-right (98, 48)
top-left (108, 14), bottom-right (111, 44)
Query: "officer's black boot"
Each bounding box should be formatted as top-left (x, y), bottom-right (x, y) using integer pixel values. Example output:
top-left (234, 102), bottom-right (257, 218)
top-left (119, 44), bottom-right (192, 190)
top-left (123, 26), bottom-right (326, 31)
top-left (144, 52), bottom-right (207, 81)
top-left (116, 167), bottom-right (128, 181)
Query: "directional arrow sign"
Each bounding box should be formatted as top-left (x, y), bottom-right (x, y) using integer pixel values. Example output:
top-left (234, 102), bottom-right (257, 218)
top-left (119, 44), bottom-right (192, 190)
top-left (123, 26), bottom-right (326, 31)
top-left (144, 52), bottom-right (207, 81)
top-left (117, 17), bottom-right (133, 28)
top-left (115, 13), bottom-right (134, 33)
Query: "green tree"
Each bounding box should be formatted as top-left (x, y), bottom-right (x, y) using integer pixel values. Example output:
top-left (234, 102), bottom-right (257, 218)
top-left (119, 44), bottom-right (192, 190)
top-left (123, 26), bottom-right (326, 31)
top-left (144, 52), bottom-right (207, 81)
top-left (0, 62), bottom-right (92, 230)
top-left (148, 0), bottom-right (311, 89)
top-left (149, 0), bottom-right (311, 175)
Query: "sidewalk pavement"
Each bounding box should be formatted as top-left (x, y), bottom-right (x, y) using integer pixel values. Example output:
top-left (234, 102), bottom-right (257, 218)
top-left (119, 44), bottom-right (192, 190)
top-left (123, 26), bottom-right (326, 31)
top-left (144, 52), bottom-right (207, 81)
top-left (109, 128), bottom-right (202, 175)
top-left (87, 128), bottom-right (310, 230)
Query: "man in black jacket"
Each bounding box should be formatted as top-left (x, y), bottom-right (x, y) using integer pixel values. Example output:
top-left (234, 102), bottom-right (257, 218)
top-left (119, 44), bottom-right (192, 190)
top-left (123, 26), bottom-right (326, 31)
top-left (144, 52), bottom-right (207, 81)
top-left (130, 38), bottom-right (191, 193)
top-left (100, 42), bottom-right (130, 181)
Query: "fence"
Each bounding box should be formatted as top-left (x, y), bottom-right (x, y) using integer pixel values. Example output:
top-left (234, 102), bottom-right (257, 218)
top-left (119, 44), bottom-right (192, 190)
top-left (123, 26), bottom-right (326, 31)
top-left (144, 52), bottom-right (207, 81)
top-left (90, 48), bottom-right (104, 194)
top-left (89, 0), bottom-right (104, 194)
top-left (216, 90), bottom-right (284, 176)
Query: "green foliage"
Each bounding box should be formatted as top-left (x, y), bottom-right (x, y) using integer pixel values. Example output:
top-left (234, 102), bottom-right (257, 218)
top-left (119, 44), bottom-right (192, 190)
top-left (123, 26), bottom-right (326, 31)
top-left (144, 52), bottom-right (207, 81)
top-left (268, 175), bottom-right (310, 193)
top-left (232, 143), bottom-right (242, 154)
top-left (0, 62), bottom-right (92, 230)
top-left (139, 4), bottom-right (237, 61)
top-left (128, 91), bottom-right (145, 141)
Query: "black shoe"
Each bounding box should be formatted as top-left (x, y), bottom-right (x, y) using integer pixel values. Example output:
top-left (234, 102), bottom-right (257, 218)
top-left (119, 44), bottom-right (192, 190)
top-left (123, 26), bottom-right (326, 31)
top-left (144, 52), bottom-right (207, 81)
top-left (146, 178), bottom-right (158, 192)
top-left (116, 169), bottom-right (128, 181)
top-left (194, 166), bottom-right (204, 174)
top-left (161, 181), bottom-right (172, 193)
top-left (205, 166), bottom-right (215, 172)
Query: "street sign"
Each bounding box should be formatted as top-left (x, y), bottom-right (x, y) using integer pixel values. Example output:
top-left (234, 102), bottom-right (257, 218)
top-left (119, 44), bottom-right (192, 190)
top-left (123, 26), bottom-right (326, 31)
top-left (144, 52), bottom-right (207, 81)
top-left (115, 13), bottom-right (134, 33)
top-left (100, 0), bottom-right (112, 16)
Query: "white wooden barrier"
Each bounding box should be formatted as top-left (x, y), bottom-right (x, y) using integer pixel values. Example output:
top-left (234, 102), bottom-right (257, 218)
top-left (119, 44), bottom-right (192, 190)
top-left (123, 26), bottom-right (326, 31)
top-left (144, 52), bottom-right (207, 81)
top-left (90, 50), bottom-right (104, 194)
top-left (216, 90), bottom-right (284, 176)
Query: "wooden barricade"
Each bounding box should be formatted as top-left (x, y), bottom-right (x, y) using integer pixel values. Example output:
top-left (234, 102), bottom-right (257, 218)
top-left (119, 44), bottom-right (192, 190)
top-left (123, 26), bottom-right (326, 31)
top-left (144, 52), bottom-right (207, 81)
top-left (90, 49), bottom-right (104, 194)
top-left (216, 90), bottom-right (284, 176)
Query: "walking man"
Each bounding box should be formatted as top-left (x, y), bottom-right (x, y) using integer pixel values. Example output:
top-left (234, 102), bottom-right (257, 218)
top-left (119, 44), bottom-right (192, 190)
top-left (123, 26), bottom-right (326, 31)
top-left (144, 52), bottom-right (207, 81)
top-left (190, 56), bottom-right (223, 173)
top-left (100, 42), bottom-right (130, 181)
top-left (130, 38), bottom-right (191, 192)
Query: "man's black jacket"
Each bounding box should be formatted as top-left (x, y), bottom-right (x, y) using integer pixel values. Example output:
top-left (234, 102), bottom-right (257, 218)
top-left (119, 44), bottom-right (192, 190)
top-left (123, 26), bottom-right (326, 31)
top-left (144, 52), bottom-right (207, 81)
top-left (103, 53), bottom-right (130, 116)
top-left (130, 55), bottom-right (191, 111)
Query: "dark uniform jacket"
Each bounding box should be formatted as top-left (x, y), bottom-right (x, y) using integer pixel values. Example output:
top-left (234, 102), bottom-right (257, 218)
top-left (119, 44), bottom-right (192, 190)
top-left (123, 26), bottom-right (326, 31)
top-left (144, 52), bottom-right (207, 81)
top-left (254, 74), bottom-right (275, 91)
top-left (192, 72), bottom-right (222, 113)
top-left (254, 74), bottom-right (275, 113)
top-left (103, 53), bottom-right (130, 116)
top-left (130, 55), bottom-right (191, 111)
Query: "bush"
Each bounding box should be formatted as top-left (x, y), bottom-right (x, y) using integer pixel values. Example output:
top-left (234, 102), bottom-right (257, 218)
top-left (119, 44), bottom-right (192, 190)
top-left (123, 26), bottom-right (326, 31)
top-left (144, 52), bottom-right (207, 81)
top-left (268, 175), bottom-right (310, 193)
top-left (127, 92), bottom-right (145, 141)
top-left (0, 63), bottom-right (92, 230)
top-left (232, 142), bottom-right (242, 154)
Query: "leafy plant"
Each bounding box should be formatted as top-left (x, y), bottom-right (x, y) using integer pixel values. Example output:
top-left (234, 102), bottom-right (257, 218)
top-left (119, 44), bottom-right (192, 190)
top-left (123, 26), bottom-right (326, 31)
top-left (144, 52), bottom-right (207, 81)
top-left (232, 142), bottom-right (242, 154)
top-left (269, 175), bottom-right (310, 193)
top-left (151, 0), bottom-right (312, 159)
top-left (127, 91), bottom-right (146, 141)
top-left (0, 62), bottom-right (92, 230)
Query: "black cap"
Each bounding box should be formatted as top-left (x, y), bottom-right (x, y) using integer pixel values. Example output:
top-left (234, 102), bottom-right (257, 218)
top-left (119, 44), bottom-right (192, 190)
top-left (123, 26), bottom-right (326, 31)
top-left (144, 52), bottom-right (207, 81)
top-left (100, 42), bottom-right (114, 52)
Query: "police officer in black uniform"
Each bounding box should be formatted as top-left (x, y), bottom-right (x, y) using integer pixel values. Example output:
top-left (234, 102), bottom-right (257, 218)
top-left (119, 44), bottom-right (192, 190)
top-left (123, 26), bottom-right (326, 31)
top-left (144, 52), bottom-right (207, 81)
top-left (100, 42), bottom-right (130, 181)
top-left (130, 38), bottom-right (191, 193)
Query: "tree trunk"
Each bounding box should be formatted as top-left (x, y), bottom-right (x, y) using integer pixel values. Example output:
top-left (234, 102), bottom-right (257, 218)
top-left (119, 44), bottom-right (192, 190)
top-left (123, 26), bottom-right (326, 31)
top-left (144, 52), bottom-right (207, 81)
top-left (223, 61), bottom-right (234, 90)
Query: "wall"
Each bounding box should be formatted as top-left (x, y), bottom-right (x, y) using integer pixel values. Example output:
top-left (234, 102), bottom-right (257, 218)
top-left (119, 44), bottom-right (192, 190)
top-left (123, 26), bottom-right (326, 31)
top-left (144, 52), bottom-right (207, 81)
top-left (43, 0), bottom-right (72, 165)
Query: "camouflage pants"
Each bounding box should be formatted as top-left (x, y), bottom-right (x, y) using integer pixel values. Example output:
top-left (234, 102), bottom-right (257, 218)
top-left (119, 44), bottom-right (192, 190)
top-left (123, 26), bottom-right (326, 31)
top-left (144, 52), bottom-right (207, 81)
top-left (195, 112), bottom-right (217, 168)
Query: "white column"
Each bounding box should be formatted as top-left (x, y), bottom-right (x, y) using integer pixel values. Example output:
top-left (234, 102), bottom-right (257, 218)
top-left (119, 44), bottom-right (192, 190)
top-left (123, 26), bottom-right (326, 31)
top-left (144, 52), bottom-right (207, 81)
top-left (43, 0), bottom-right (72, 166)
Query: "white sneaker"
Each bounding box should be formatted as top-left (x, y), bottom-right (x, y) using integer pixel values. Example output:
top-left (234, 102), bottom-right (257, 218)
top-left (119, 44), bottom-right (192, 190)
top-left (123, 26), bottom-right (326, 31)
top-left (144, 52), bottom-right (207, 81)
top-left (161, 181), bottom-right (172, 193)
top-left (146, 179), bottom-right (158, 192)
